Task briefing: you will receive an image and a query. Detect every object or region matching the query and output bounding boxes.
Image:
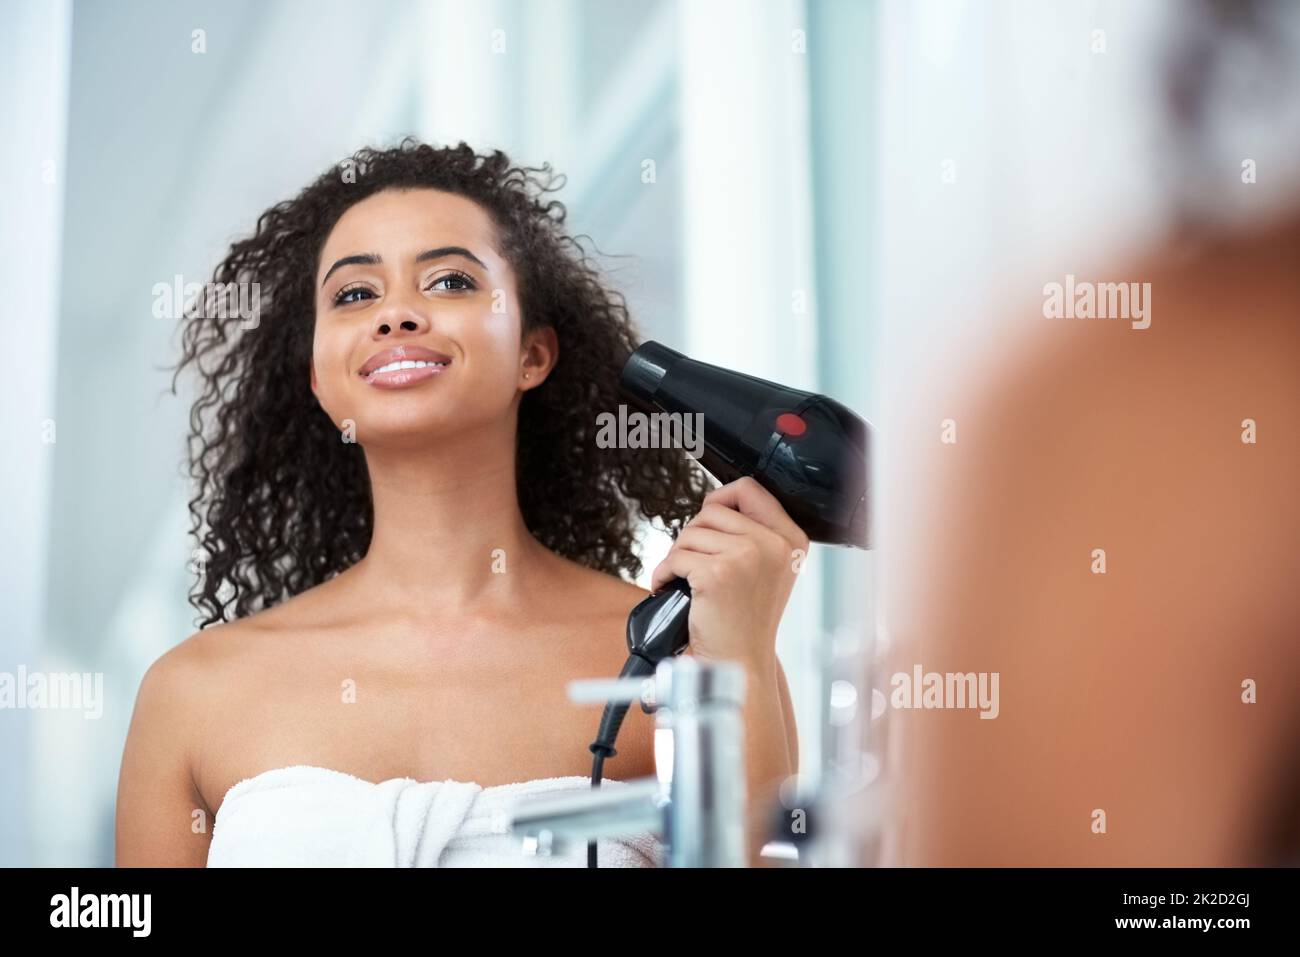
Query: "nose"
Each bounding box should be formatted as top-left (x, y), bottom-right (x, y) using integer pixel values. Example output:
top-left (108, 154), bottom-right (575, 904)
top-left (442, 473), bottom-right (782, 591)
top-left (369, 291), bottom-right (430, 339)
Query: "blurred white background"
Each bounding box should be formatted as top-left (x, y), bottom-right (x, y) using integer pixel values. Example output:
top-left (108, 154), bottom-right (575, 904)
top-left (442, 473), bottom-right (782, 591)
top-left (0, 0), bottom-right (873, 865)
top-left (875, 0), bottom-right (1300, 410)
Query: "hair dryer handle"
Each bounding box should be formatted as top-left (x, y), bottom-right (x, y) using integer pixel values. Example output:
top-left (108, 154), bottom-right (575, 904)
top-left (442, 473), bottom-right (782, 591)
top-left (625, 577), bottom-right (692, 665)
top-left (589, 577), bottom-right (693, 760)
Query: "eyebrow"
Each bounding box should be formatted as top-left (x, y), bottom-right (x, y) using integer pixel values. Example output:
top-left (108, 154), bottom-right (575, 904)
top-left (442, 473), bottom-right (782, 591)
top-left (320, 246), bottom-right (488, 287)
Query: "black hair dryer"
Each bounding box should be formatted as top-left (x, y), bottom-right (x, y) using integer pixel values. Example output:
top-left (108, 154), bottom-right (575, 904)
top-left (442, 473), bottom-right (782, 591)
top-left (589, 341), bottom-right (871, 762)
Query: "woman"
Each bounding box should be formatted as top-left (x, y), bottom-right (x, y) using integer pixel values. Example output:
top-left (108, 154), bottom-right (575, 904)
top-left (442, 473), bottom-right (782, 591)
top-left (115, 139), bottom-right (802, 867)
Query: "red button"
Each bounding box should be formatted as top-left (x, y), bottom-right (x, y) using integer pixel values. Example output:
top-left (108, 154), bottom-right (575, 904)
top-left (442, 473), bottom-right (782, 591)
top-left (775, 412), bottom-right (806, 437)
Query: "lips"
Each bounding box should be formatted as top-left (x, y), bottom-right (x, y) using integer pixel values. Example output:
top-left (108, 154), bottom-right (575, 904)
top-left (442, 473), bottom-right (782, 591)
top-left (358, 345), bottom-right (453, 379)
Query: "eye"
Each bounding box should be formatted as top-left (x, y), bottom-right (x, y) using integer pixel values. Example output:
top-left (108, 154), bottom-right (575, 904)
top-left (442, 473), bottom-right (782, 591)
top-left (426, 270), bottom-right (476, 292)
top-left (333, 283), bottom-right (375, 306)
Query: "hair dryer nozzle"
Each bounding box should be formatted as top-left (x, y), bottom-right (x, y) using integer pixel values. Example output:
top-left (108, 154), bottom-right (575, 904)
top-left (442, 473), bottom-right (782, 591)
top-left (620, 341), bottom-right (678, 410)
top-left (619, 341), bottom-right (871, 549)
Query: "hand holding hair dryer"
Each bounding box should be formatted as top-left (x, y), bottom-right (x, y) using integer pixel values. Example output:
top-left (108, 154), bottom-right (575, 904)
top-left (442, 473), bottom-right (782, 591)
top-left (589, 340), bottom-right (872, 761)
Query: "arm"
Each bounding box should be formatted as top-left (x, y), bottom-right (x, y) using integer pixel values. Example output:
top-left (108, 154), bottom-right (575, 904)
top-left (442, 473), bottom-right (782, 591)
top-left (651, 477), bottom-right (809, 867)
top-left (115, 638), bottom-right (214, 867)
top-left (726, 654), bottom-right (797, 867)
top-left (775, 656), bottom-right (799, 772)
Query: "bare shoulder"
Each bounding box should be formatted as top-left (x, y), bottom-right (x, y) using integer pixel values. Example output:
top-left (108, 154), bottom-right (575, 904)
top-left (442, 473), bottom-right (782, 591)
top-left (123, 629), bottom-right (212, 777)
top-left (115, 618), bottom-right (247, 864)
top-left (125, 609), bottom-right (284, 782)
top-left (139, 608), bottom-right (283, 709)
top-left (543, 555), bottom-right (652, 638)
top-left (128, 606), bottom-right (279, 746)
top-left (559, 556), bottom-right (652, 608)
top-left (134, 582), bottom-right (342, 760)
top-left (547, 558), bottom-right (658, 779)
top-left (552, 559), bottom-right (652, 674)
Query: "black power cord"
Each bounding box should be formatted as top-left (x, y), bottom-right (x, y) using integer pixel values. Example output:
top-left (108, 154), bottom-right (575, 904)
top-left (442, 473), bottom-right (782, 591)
top-left (586, 656), bottom-right (655, 867)
top-left (585, 580), bottom-right (692, 867)
top-left (587, 748), bottom-right (610, 867)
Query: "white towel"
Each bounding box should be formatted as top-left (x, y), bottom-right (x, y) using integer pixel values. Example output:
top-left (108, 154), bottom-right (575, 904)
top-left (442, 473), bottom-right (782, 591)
top-left (206, 765), bottom-right (665, 867)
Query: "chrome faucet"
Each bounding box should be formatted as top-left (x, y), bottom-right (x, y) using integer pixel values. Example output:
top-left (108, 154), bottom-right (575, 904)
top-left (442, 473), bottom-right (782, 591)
top-left (508, 655), bottom-right (748, 867)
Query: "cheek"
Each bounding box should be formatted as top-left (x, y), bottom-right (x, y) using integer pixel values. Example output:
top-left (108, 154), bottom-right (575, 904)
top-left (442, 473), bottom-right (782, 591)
top-left (310, 325), bottom-right (351, 419)
top-left (454, 308), bottom-right (522, 379)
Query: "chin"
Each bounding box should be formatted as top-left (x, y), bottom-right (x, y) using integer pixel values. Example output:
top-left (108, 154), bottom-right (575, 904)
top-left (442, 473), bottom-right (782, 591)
top-left (350, 408), bottom-right (461, 445)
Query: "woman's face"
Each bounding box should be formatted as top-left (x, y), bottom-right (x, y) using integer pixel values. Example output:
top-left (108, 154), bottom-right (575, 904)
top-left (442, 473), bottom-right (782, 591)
top-left (310, 187), bottom-right (554, 447)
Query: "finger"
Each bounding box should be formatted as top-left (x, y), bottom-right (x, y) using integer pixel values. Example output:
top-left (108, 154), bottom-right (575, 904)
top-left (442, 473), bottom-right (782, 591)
top-left (672, 525), bottom-right (735, 556)
top-left (703, 477), bottom-right (807, 548)
top-left (650, 547), bottom-right (710, 594)
top-left (649, 526), bottom-right (749, 593)
top-left (687, 505), bottom-right (791, 561)
top-left (687, 501), bottom-right (765, 537)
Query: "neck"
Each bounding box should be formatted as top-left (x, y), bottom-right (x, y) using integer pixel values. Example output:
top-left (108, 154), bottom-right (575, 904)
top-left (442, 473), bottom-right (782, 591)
top-left (349, 424), bottom-right (553, 614)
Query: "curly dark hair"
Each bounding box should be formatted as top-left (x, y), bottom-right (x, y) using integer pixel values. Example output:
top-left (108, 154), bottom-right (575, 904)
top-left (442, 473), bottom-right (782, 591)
top-left (172, 137), bottom-right (709, 629)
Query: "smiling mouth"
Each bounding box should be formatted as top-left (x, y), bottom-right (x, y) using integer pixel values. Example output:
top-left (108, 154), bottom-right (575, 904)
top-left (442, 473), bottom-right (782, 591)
top-left (362, 360), bottom-right (450, 389)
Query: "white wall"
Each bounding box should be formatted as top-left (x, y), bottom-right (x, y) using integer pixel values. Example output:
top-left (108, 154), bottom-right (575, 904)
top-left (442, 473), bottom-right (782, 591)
top-left (0, 0), bottom-right (71, 868)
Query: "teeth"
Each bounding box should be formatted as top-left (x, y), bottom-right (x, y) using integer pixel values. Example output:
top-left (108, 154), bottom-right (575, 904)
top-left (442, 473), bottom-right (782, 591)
top-left (368, 359), bottom-right (447, 376)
